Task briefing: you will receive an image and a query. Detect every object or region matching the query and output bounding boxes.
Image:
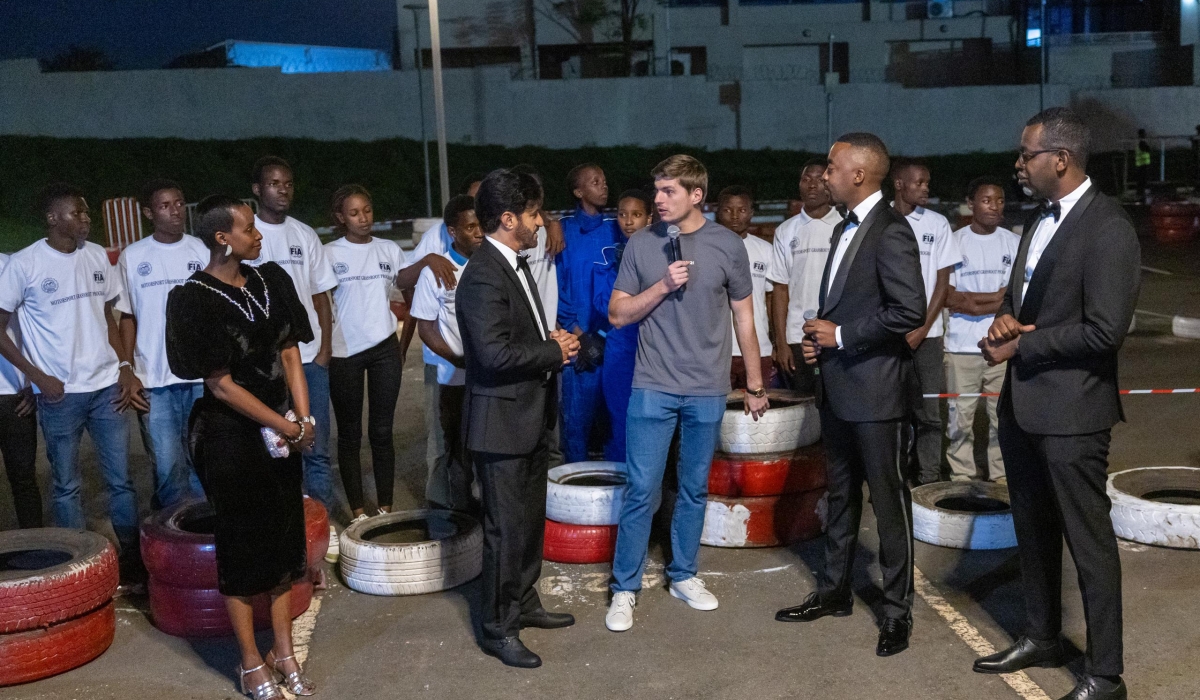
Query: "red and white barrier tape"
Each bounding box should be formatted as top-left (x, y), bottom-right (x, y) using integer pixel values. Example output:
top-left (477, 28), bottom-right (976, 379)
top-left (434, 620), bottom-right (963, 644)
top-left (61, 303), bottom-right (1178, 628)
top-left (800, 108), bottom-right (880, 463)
top-left (924, 388), bottom-right (1200, 398)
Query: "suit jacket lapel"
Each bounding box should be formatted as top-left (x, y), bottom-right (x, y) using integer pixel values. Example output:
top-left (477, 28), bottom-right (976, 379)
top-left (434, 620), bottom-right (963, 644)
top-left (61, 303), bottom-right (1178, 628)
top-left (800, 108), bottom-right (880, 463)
top-left (1010, 208), bottom-right (1041, 318)
top-left (1019, 185), bottom-right (1098, 321)
top-left (823, 199), bottom-right (886, 313)
top-left (483, 238), bottom-right (543, 334)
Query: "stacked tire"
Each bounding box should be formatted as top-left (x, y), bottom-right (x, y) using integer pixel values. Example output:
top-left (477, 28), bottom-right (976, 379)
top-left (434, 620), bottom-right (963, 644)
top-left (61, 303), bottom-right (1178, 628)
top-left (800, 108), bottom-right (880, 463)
top-left (339, 510), bottom-right (483, 595)
top-left (543, 462), bottom-right (635, 564)
top-left (702, 391), bottom-right (828, 548)
top-left (0, 529), bottom-right (119, 686)
top-left (140, 496), bottom-right (328, 637)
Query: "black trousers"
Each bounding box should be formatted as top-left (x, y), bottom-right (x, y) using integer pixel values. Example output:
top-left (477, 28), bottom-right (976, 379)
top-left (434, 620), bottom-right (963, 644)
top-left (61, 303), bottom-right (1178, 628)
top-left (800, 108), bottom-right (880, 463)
top-left (475, 430), bottom-right (550, 640)
top-left (999, 402), bottom-right (1123, 676)
top-left (905, 336), bottom-right (945, 485)
top-left (435, 383), bottom-right (473, 511)
top-left (329, 335), bottom-right (403, 512)
top-left (787, 343), bottom-right (817, 396)
top-left (0, 393), bottom-right (40, 528)
top-left (819, 408), bottom-right (914, 620)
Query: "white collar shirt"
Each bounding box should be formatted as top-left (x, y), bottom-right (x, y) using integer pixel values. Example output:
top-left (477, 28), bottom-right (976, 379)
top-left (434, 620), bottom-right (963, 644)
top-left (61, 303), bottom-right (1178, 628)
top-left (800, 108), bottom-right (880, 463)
top-left (486, 236), bottom-right (547, 340)
top-left (827, 189), bottom-right (884, 295)
top-left (1023, 177), bottom-right (1091, 297)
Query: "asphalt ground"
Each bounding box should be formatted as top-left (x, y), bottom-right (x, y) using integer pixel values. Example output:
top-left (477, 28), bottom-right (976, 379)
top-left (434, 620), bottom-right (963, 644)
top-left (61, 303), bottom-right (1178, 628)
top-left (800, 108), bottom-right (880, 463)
top-left (1, 233), bottom-right (1198, 700)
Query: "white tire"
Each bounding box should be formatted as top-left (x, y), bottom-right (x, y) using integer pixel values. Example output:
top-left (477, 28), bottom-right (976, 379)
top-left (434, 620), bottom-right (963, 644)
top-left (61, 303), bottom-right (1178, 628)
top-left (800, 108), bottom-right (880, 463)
top-left (912, 481), bottom-right (1016, 550)
top-left (546, 461), bottom-right (660, 526)
top-left (338, 510), bottom-right (482, 596)
top-left (719, 389), bottom-right (820, 455)
top-left (1172, 315), bottom-right (1200, 339)
top-left (1108, 467), bottom-right (1200, 549)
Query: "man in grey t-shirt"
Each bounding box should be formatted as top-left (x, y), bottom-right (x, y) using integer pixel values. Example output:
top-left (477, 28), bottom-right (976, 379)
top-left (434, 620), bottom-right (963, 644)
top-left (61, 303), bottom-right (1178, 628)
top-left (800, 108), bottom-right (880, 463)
top-left (603, 155), bottom-right (769, 633)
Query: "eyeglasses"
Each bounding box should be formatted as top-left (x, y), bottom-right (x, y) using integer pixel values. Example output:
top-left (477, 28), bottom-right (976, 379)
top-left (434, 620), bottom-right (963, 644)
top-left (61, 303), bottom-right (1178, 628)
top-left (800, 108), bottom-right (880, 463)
top-left (1016, 148), bottom-right (1068, 165)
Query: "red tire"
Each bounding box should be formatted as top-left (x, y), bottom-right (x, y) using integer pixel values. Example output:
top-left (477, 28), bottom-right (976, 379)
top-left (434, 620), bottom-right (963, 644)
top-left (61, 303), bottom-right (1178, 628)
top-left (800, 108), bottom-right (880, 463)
top-left (700, 489), bottom-right (827, 548)
top-left (543, 520), bottom-right (618, 564)
top-left (708, 445), bottom-right (826, 498)
top-left (0, 600), bottom-right (115, 686)
top-left (147, 578), bottom-right (313, 638)
top-left (0, 529), bottom-right (119, 634)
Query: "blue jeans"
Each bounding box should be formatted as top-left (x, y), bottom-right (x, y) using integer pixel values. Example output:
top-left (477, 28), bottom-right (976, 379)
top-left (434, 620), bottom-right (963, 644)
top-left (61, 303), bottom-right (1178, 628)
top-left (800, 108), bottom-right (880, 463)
top-left (138, 383), bottom-right (204, 509)
top-left (38, 384), bottom-right (137, 548)
top-left (611, 389), bottom-right (724, 593)
top-left (560, 363), bottom-right (604, 464)
top-left (303, 362), bottom-right (335, 513)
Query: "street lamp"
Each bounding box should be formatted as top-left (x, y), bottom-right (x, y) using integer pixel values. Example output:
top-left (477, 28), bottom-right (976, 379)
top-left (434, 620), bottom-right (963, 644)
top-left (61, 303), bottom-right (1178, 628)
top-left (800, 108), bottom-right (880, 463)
top-left (402, 3), bottom-right (433, 217)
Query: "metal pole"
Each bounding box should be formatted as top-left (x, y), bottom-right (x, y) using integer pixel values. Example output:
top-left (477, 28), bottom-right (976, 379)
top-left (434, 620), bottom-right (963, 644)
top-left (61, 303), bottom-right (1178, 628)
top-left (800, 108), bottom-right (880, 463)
top-left (429, 0), bottom-right (451, 210)
top-left (405, 4), bottom-right (433, 217)
top-left (826, 34), bottom-right (834, 149)
top-left (1160, 138), bottom-right (1167, 182)
top-left (1039, 0), bottom-right (1046, 112)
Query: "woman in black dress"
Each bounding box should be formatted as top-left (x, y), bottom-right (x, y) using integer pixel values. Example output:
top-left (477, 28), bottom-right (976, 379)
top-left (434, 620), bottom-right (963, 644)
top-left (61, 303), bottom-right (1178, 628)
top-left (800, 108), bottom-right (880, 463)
top-left (165, 195), bottom-right (319, 700)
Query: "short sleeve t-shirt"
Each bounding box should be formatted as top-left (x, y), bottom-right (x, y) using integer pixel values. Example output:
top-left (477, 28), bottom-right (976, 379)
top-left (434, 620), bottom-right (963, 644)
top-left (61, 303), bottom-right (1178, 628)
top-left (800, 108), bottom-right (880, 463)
top-left (248, 216), bottom-right (338, 363)
top-left (903, 206), bottom-right (962, 338)
top-left (614, 219), bottom-right (753, 396)
top-left (732, 233), bottom-right (773, 357)
top-left (115, 235), bottom-right (209, 388)
top-left (409, 247), bottom-right (468, 386)
top-left (0, 255), bottom-right (27, 396)
top-left (769, 207), bottom-right (843, 345)
top-left (946, 226), bottom-right (1020, 354)
top-left (0, 240), bottom-right (120, 394)
top-left (324, 236), bottom-right (407, 358)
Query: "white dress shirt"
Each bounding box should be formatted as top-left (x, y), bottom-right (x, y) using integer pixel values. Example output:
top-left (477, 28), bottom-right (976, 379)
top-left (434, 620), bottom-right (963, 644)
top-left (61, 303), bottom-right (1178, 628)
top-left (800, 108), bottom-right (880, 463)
top-left (486, 236), bottom-right (547, 340)
top-left (828, 190), bottom-right (884, 349)
top-left (1023, 177), bottom-right (1092, 298)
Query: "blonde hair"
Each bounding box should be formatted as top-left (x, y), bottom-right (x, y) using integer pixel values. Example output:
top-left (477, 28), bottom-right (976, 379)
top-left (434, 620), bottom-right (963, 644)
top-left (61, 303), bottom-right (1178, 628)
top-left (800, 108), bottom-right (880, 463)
top-left (651, 154), bottom-right (708, 199)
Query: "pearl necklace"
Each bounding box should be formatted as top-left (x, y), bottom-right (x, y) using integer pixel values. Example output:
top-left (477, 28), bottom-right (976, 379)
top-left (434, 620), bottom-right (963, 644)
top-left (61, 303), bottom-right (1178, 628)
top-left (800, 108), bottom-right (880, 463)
top-left (185, 268), bottom-right (271, 322)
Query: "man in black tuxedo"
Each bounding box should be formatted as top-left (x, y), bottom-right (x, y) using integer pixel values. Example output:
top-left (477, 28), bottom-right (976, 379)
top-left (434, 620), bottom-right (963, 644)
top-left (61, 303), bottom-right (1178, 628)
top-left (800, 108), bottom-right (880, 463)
top-left (974, 108), bottom-right (1138, 700)
top-left (775, 133), bottom-right (927, 656)
top-left (455, 169), bottom-right (581, 668)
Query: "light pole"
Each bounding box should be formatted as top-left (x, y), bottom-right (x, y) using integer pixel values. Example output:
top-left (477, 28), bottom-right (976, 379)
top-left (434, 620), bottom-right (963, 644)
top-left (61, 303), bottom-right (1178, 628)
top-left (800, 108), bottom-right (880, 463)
top-left (403, 3), bottom-right (433, 217)
top-left (428, 0), bottom-right (450, 209)
top-left (1039, 0), bottom-right (1046, 111)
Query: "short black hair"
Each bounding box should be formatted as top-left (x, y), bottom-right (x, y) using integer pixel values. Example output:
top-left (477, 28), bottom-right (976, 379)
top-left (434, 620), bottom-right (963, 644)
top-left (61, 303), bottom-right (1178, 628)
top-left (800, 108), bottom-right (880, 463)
top-left (37, 183), bottom-right (86, 217)
top-left (966, 176), bottom-right (1007, 200)
top-left (836, 132), bottom-right (890, 161)
top-left (889, 157), bottom-right (929, 181)
top-left (475, 169), bottom-right (544, 235)
top-left (1026, 107), bottom-right (1091, 168)
top-left (252, 156), bottom-right (292, 185)
top-left (616, 188), bottom-right (652, 213)
top-left (442, 194), bottom-right (476, 230)
top-left (193, 194), bottom-right (245, 248)
top-left (566, 162), bottom-right (602, 194)
top-left (800, 158), bottom-right (827, 176)
top-left (457, 172), bottom-right (487, 195)
top-left (718, 185), bottom-right (754, 204)
top-left (139, 179), bottom-right (183, 211)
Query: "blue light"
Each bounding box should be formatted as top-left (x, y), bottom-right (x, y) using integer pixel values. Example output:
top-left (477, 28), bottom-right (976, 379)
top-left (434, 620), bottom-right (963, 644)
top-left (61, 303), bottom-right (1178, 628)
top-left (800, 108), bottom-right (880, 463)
top-left (1026, 28), bottom-right (1042, 47)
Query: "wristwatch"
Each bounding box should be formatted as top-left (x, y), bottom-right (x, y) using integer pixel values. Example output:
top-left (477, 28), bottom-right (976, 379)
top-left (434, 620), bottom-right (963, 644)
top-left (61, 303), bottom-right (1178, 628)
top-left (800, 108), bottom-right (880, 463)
top-left (298, 415), bottom-right (317, 427)
top-left (746, 387), bottom-right (767, 399)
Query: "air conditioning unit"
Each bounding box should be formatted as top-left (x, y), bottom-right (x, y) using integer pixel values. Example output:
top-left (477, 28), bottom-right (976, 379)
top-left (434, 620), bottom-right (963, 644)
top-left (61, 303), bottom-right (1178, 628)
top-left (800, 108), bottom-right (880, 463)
top-left (927, 0), bottom-right (954, 18)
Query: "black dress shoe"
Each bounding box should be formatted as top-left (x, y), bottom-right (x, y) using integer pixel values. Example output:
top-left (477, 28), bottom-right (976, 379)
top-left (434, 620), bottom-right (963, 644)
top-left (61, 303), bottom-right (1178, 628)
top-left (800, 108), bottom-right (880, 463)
top-left (973, 636), bottom-right (1065, 674)
top-left (520, 609), bottom-right (575, 629)
top-left (876, 617), bottom-right (912, 657)
top-left (1058, 676), bottom-right (1126, 700)
top-left (480, 636), bottom-right (542, 669)
top-left (775, 592), bottom-right (853, 622)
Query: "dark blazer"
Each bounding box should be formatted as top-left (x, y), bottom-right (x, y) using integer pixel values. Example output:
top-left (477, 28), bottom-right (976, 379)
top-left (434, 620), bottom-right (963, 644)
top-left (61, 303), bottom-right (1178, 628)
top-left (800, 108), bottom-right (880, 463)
top-left (815, 197), bottom-right (927, 422)
top-left (998, 184), bottom-right (1140, 436)
top-left (455, 238), bottom-right (564, 455)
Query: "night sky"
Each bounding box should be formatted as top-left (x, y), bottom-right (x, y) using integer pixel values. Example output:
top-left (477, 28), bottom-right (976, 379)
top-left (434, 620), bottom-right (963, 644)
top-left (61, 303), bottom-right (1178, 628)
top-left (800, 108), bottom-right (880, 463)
top-left (0, 0), bottom-right (398, 69)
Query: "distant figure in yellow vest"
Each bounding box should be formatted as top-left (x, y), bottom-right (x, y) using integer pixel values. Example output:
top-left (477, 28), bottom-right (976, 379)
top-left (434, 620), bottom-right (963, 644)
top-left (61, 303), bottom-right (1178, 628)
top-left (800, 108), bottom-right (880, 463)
top-left (1134, 129), bottom-right (1152, 205)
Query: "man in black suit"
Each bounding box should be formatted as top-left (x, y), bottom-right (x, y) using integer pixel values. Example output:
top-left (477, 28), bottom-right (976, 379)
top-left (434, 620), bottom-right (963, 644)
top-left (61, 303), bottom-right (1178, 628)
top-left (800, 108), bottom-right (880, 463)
top-left (974, 107), bottom-right (1138, 700)
top-left (775, 133), bottom-right (927, 656)
top-left (455, 169), bottom-right (581, 669)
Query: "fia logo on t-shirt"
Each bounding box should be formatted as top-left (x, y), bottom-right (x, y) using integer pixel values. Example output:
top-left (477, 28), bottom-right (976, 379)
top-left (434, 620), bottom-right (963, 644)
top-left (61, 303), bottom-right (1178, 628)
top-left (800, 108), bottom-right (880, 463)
top-left (378, 262), bottom-right (393, 274)
top-left (333, 262), bottom-right (349, 275)
top-left (922, 234), bottom-right (935, 245)
top-left (289, 245), bottom-right (303, 259)
top-left (752, 261), bottom-right (767, 274)
top-left (137, 262), bottom-right (153, 277)
top-left (961, 254), bottom-right (970, 268)
top-left (41, 278), bottom-right (58, 294)
top-left (1002, 254), bottom-right (1013, 266)
top-left (93, 271), bottom-right (106, 284)
top-left (188, 260), bottom-right (203, 272)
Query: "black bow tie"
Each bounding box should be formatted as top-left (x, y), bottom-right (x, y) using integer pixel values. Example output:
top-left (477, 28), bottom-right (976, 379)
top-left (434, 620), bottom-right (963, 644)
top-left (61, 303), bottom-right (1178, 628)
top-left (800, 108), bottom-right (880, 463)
top-left (844, 211), bottom-right (860, 226)
top-left (1041, 201), bottom-right (1062, 222)
top-left (516, 255), bottom-right (531, 272)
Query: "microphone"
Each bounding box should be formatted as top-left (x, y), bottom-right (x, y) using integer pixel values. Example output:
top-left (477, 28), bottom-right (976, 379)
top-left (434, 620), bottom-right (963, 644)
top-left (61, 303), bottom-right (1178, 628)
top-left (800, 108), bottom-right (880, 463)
top-left (667, 225), bottom-right (685, 295)
top-left (803, 310), bottom-right (820, 375)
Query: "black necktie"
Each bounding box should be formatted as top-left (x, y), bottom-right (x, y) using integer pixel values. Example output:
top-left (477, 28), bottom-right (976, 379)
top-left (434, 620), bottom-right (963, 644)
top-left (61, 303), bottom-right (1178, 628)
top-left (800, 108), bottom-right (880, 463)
top-left (1042, 201), bottom-right (1062, 222)
top-left (844, 210), bottom-right (860, 226)
top-left (516, 255), bottom-right (548, 338)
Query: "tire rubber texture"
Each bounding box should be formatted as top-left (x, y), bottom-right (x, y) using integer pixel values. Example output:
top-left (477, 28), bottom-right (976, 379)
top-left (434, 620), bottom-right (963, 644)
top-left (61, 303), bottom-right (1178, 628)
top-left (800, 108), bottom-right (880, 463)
top-left (911, 481), bottom-right (1016, 550)
top-left (708, 445), bottom-right (827, 498)
top-left (1172, 315), bottom-right (1200, 340)
top-left (0, 600), bottom-right (115, 687)
top-left (1108, 466), bottom-right (1200, 549)
top-left (339, 510), bottom-right (483, 596)
top-left (719, 389), bottom-right (820, 455)
top-left (147, 579), bottom-right (313, 638)
top-left (545, 461), bottom-right (661, 526)
top-left (700, 489), bottom-right (827, 547)
top-left (141, 496), bottom-right (328, 589)
top-left (0, 528), bottom-right (119, 634)
top-left (542, 520), bottom-right (618, 564)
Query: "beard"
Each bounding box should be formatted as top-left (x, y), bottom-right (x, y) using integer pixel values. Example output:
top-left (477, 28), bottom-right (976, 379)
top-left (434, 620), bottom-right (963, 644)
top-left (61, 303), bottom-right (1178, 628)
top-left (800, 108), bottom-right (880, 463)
top-left (514, 221), bottom-right (539, 251)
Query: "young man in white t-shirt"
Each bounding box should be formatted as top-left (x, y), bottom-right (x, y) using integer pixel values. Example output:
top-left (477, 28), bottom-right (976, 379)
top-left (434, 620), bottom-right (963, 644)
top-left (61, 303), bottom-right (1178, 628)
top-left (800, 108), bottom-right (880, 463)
top-left (0, 184), bottom-right (140, 572)
top-left (944, 177), bottom-right (1019, 483)
top-left (0, 254), bottom-right (40, 529)
top-left (892, 160), bottom-right (963, 485)
top-left (769, 159), bottom-right (843, 396)
top-left (248, 157), bottom-right (340, 520)
top-left (410, 195), bottom-right (481, 511)
top-left (716, 186), bottom-right (776, 390)
top-left (116, 179), bottom-right (209, 510)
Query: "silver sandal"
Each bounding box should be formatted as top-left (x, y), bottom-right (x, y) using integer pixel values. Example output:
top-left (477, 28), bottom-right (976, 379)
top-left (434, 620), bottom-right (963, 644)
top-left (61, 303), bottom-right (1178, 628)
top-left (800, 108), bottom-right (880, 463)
top-left (266, 650), bottom-right (316, 696)
top-left (237, 662), bottom-right (284, 700)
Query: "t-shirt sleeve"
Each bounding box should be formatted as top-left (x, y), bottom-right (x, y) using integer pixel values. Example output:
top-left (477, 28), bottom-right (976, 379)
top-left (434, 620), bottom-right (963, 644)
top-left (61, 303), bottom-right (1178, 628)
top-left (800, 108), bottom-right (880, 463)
top-left (402, 222), bottom-right (444, 269)
top-left (935, 218), bottom-right (962, 270)
top-left (726, 237), bottom-right (754, 302)
top-left (165, 287), bottom-right (232, 380)
top-left (262, 262), bottom-right (315, 346)
top-left (114, 252), bottom-right (132, 315)
top-left (612, 237), bottom-right (642, 296)
top-left (0, 258), bottom-right (27, 313)
top-left (768, 226), bottom-right (792, 285)
top-left (409, 267), bottom-right (442, 321)
top-left (305, 231), bottom-right (338, 294)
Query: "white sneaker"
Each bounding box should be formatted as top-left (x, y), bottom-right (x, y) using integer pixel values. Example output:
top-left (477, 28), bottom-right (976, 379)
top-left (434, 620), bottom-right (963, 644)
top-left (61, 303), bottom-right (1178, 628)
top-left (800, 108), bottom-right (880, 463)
top-left (324, 524), bottom-right (340, 564)
top-left (351, 513), bottom-right (370, 524)
top-left (606, 591), bottom-right (636, 632)
top-left (669, 577), bottom-right (718, 611)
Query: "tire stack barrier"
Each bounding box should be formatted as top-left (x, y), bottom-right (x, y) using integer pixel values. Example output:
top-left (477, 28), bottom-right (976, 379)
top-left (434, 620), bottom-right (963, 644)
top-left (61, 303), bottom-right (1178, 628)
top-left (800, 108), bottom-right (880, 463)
top-left (544, 462), bottom-right (640, 564)
top-left (339, 510), bottom-right (483, 595)
top-left (0, 529), bottom-right (119, 686)
top-left (911, 481), bottom-right (1016, 550)
top-left (1108, 467), bottom-right (1200, 549)
top-left (702, 391), bottom-right (827, 548)
top-left (1149, 200), bottom-right (1199, 245)
top-left (140, 497), bottom-right (327, 637)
